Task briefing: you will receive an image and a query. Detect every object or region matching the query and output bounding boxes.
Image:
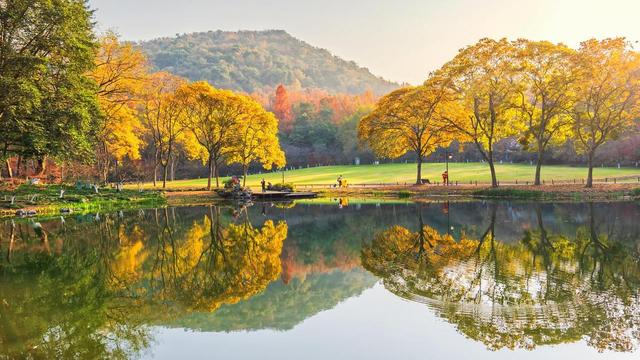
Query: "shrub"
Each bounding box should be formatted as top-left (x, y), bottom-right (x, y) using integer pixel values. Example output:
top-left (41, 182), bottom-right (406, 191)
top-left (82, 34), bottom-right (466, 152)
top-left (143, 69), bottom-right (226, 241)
top-left (269, 183), bottom-right (294, 192)
top-left (223, 179), bottom-right (234, 189)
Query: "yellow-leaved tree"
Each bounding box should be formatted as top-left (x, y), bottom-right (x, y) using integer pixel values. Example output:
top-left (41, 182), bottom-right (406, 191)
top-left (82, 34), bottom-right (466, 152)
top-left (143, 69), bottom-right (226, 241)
top-left (177, 82), bottom-right (249, 189)
top-left (358, 83), bottom-right (454, 185)
top-left (226, 97), bottom-right (286, 187)
top-left (568, 38), bottom-right (640, 187)
top-left (90, 33), bottom-right (149, 182)
top-left (512, 40), bottom-right (576, 185)
top-left (437, 38), bottom-right (520, 187)
top-left (138, 72), bottom-right (187, 188)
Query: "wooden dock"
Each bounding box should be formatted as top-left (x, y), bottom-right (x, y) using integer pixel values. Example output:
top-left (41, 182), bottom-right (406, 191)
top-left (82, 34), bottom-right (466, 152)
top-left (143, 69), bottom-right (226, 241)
top-left (252, 191), bottom-right (318, 200)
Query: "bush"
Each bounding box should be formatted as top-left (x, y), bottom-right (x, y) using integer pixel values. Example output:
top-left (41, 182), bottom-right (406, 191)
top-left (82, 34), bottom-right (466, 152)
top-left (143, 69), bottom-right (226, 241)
top-left (269, 183), bottom-right (294, 192)
top-left (223, 179), bottom-right (235, 189)
top-left (398, 190), bottom-right (412, 198)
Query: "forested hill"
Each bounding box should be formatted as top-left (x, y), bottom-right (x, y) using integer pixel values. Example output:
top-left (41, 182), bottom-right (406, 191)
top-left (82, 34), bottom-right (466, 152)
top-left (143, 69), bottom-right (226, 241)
top-left (138, 30), bottom-right (399, 95)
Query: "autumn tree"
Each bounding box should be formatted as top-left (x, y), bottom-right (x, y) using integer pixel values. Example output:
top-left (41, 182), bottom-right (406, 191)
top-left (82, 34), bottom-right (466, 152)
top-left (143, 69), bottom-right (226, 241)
top-left (568, 38), bottom-right (640, 187)
top-left (90, 33), bottom-right (148, 182)
top-left (226, 97), bottom-right (286, 186)
top-left (138, 72), bottom-right (187, 188)
top-left (178, 82), bottom-right (247, 189)
top-left (438, 38), bottom-right (519, 187)
top-left (512, 40), bottom-right (576, 185)
top-left (358, 83), bottom-right (454, 185)
top-left (273, 84), bottom-right (293, 133)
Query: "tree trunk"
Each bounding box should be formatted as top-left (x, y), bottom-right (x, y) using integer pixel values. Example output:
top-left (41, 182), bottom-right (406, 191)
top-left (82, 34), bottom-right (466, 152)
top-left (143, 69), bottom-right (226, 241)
top-left (586, 151), bottom-right (595, 188)
top-left (162, 163), bottom-right (168, 188)
top-left (37, 157), bottom-right (47, 176)
top-left (206, 155), bottom-right (213, 191)
top-left (214, 164), bottom-right (220, 188)
top-left (114, 159), bottom-right (119, 182)
top-left (242, 165), bottom-right (248, 187)
top-left (534, 150), bottom-right (543, 186)
top-left (488, 157), bottom-right (498, 188)
top-left (416, 156), bottom-right (423, 185)
top-left (16, 156), bottom-right (22, 177)
top-left (170, 157), bottom-right (176, 181)
top-left (153, 151), bottom-right (158, 188)
top-left (5, 158), bottom-right (12, 179)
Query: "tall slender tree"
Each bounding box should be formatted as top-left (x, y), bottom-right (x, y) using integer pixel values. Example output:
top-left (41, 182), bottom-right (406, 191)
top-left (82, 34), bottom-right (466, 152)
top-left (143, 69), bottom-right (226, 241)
top-left (438, 38), bottom-right (519, 187)
top-left (568, 38), bottom-right (640, 188)
top-left (226, 97), bottom-right (286, 187)
top-left (273, 84), bottom-right (293, 133)
top-left (138, 72), bottom-right (186, 188)
top-left (90, 33), bottom-right (148, 182)
top-left (512, 40), bottom-right (576, 185)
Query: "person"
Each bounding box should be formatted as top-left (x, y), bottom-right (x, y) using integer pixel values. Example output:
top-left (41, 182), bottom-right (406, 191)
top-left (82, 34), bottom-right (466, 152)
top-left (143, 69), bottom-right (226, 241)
top-left (261, 178), bottom-right (266, 192)
top-left (267, 182), bottom-right (273, 191)
top-left (442, 171), bottom-right (448, 185)
top-left (337, 175), bottom-right (343, 188)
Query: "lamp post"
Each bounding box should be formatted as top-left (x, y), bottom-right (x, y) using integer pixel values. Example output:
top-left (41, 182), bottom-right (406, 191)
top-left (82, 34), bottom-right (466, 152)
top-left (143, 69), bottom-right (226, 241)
top-left (282, 167), bottom-right (285, 185)
top-left (445, 149), bottom-right (449, 174)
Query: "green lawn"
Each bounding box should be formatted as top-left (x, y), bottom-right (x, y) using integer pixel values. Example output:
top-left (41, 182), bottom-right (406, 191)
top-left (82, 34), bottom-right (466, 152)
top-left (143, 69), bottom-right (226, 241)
top-left (143, 162), bottom-right (640, 189)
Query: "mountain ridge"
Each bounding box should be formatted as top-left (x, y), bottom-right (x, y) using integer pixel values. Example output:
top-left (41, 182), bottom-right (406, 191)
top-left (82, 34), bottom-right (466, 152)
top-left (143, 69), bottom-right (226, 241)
top-left (138, 29), bottom-right (399, 95)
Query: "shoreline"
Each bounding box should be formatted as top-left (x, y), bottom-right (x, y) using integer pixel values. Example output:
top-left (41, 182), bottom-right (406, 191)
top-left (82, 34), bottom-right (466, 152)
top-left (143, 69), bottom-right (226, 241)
top-left (2, 183), bottom-right (638, 218)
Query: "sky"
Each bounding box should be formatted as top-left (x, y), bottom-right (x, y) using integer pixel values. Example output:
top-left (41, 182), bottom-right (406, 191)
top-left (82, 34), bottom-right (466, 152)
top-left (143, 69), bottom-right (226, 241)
top-left (88, 0), bottom-right (640, 85)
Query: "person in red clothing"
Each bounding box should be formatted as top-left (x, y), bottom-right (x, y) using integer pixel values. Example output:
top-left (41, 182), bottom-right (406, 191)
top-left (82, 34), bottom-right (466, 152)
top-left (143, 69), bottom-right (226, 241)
top-left (442, 171), bottom-right (448, 185)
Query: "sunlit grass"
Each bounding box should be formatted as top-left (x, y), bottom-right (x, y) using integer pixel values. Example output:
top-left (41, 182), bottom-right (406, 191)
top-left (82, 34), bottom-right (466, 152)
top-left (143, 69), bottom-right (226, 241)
top-left (135, 162), bottom-right (640, 189)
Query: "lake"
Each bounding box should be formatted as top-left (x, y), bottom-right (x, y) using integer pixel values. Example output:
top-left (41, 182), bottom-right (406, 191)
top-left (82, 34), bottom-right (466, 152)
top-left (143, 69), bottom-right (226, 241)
top-left (1, 199), bottom-right (639, 359)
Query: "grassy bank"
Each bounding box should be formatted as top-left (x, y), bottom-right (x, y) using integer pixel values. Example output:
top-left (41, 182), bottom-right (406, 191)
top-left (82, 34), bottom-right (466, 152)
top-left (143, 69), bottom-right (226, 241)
top-left (316, 183), bottom-right (640, 201)
top-left (0, 184), bottom-right (165, 217)
top-left (132, 162), bottom-right (640, 190)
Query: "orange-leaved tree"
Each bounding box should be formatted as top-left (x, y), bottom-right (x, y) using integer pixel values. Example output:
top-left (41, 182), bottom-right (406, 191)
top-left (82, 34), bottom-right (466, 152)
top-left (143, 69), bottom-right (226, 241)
top-left (273, 84), bottom-right (293, 133)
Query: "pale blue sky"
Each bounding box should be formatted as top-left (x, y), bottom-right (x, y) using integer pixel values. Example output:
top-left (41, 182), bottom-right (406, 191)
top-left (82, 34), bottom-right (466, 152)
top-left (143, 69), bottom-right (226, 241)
top-left (89, 0), bottom-right (640, 85)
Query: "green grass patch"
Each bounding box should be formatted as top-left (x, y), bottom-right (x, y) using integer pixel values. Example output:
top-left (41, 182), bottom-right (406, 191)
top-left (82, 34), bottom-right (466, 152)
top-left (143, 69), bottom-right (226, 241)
top-left (0, 184), bottom-right (165, 217)
top-left (472, 188), bottom-right (547, 200)
top-left (133, 162), bottom-right (640, 190)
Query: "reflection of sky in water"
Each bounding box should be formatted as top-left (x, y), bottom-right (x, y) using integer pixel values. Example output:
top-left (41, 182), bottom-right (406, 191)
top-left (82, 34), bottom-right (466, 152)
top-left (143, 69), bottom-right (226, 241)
top-left (148, 283), bottom-right (636, 360)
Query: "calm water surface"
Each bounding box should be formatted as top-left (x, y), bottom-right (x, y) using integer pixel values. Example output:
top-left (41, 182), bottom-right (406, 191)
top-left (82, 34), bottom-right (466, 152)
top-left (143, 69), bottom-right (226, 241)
top-left (1, 199), bottom-right (639, 359)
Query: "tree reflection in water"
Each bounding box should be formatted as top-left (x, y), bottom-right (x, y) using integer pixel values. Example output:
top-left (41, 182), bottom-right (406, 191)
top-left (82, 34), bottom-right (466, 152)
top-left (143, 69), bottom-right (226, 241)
top-left (2, 201), bottom-right (640, 357)
top-left (362, 202), bottom-right (640, 352)
top-left (0, 205), bottom-right (287, 359)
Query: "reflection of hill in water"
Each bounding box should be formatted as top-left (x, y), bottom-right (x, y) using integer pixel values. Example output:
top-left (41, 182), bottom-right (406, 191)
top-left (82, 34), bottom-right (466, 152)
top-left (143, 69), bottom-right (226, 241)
top-left (2, 200), bottom-right (640, 357)
top-left (166, 268), bottom-right (376, 332)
